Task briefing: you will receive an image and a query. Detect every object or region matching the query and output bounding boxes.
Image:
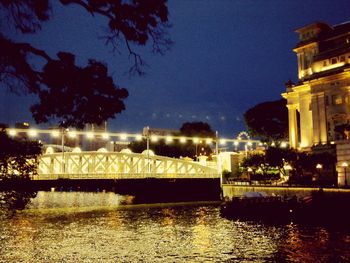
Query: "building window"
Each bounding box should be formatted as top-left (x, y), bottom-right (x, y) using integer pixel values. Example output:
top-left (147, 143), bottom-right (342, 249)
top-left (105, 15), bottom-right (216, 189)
top-left (332, 94), bottom-right (343, 105)
top-left (325, 96), bottom-right (329, 106)
top-left (340, 56), bottom-right (346, 62)
top-left (331, 58), bottom-right (337, 64)
top-left (323, 60), bottom-right (328, 67)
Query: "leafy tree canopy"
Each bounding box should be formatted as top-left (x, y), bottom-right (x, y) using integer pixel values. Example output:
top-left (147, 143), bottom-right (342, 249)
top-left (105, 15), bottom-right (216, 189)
top-left (0, 124), bottom-right (42, 180)
top-left (0, 0), bottom-right (171, 128)
top-left (244, 99), bottom-right (288, 142)
top-left (180, 122), bottom-right (215, 138)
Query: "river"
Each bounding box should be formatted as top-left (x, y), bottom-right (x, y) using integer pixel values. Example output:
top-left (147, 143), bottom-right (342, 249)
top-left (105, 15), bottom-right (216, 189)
top-left (1, 191), bottom-right (350, 262)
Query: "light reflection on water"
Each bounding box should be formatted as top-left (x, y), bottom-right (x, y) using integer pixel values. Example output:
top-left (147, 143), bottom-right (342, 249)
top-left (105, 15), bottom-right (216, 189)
top-left (1, 192), bottom-right (350, 262)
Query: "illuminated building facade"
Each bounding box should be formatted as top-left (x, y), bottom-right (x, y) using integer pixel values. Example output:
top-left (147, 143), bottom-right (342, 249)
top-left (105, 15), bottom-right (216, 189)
top-left (282, 21), bottom-right (350, 185)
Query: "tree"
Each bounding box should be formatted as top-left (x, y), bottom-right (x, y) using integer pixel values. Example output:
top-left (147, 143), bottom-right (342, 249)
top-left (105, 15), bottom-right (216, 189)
top-left (0, 0), bottom-right (171, 128)
top-left (0, 125), bottom-right (42, 181)
top-left (244, 99), bottom-right (288, 143)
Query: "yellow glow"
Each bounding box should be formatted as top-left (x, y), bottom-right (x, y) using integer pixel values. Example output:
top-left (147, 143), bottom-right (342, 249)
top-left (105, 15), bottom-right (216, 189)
top-left (219, 139), bottom-right (226, 145)
top-left (193, 138), bottom-right (199, 144)
top-left (28, 129), bottom-right (38, 137)
top-left (68, 131), bottom-right (77, 138)
top-left (135, 134), bottom-right (142, 141)
top-left (86, 132), bottom-right (94, 139)
top-left (151, 135), bottom-right (159, 142)
top-left (179, 137), bottom-right (186, 143)
top-left (166, 136), bottom-right (173, 143)
top-left (205, 138), bottom-right (212, 144)
top-left (120, 133), bottom-right (127, 140)
top-left (280, 142), bottom-right (287, 148)
top-left (51, 130), bottom-right (59, 138)
top-left (342, 162), bottom-right (349, 168)
top-left (7, 129), bottom-right (17, 136)
top-left (102, 133), bottom-right (110, 139)
top-left (234, 141), bottom-right (239, 146)
top-left (247, 142), bottom-right (253, 146)
top-left (316, 163), bottom-right (323, 169)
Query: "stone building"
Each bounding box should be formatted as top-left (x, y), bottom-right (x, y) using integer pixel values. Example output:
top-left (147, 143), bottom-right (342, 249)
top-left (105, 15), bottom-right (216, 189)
top-left (282, 21), bottom-right (350, 185)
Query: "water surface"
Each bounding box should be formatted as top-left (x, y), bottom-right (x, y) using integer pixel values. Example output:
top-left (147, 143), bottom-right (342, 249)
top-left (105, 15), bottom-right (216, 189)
top-left (1, 192), bottom-right (350, 262)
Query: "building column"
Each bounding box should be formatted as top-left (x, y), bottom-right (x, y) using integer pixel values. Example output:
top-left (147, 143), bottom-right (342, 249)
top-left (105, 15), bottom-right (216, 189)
top-left (311, 92), bottom-right (327, 145)
top-left (287, 104), bottom-right (299, 149)
top-left (299, 94), bottom-right (313, 148)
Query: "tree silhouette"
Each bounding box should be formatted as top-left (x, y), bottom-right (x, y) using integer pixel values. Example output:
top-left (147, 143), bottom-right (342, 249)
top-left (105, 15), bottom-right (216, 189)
top-left (0, 0), bottom-right (171, 128)
top-left (244, 99), bottom-right (288, 143)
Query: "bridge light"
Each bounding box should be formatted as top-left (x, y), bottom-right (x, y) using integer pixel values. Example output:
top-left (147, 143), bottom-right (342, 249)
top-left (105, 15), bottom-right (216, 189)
top-left (51, 130), bottom-right (60, 138)
top-left (247, 141), bottom-right (253, 147)
top-left (205, 138), bottom-right (212, 144)
top-left (151, 135), bottom-right (159, 142)
top-left (135, 134), bottom-right (142, 141)
top-left (120, 133), bottom-right (127, 140)
top-left (102, 133), bottom-right (109, 139)
top-left (7, 129), bottom-right (17, 137)
top-left (193, 138), bottom-right (199, 144)
top-left (28, 129), bottom-right (38, 137)
top-left (219, 139), bottom-right (226, 145)
top-left (234, 141), bottom-right (239, 146)
top-left (86, 132), bottom-right (94, 139)
top-left (68, 131), bottom-right (77, 138)
top-left (166, 136), bottom-right (173, 143)
top-left (179, 137), bottom-right (186, 143)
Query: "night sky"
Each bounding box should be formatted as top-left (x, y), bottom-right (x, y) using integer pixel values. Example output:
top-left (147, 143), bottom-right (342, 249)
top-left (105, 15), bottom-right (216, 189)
top-left (1, 0), bottom-right (350, 137)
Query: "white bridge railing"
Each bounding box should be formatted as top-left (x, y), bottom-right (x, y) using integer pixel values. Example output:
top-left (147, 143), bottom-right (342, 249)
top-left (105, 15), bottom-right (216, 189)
top-left (34, 151), bottom-right (220, 180)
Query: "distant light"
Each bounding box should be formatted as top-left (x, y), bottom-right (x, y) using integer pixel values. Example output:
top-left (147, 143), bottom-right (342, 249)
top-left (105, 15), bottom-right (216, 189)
top-left (205, 138), bottom-right (212, 144)
top-left (342, 162), bottom-right (348, 168)
top-left (280, 142), bottom-right (287, 148)
top-left (271, 142), bottom-right (276, 147)
top-left (120, 133), bottom-right (127, 140)
top-left (102, 133), bottom-right (110, 140)
top-left (151, 135), bottom-right (158, 142)
top-left (219, 139), bottom-right (226, 145)
top-left (86, 132), bottom-right (94, 139)
top-left (234, 141), bottom-right (239, 146)
top-left (316, 163), bottom-right (323, 169)
top-left (179, 137), bottom-right (186, 143)
top-left (68, 131), bottom-right (77, 138)
top-left (28, 129), bottom-right (38, 137)
top-left (247, 141), bottom-right (253, 146)
top-left (166, 136), bottom-right (173, 143)
top-left (135, 134), bottom-right (142, 141)
top-left (51, 130), bottom-right (60, 138)
top-left (193, 138), bottom-right (199, 144)
top-left (7, 129), bottom-right (17, 136)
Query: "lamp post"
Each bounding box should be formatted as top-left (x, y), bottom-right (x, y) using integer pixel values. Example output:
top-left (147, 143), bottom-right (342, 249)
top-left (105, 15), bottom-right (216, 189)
top-left (316, 163), bottom-right (323, 184)
top-left (342, 162), bottom-right (348, 187)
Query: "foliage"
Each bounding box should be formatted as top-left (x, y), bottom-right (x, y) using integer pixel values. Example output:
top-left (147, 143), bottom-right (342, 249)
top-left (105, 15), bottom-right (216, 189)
top-left (0, 0), bottom-right (171, 128)
top-left (244, 99), bottom-right (288, 143)
top-left (0, 126), bottom-right (42, 180)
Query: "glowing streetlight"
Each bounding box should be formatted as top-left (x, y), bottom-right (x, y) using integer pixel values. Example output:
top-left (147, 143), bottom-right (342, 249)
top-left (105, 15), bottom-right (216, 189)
top-left (151, 135), bottom-right (159, 142)
top-left (8, 129), bottom-right (17, 136)
top-left (51, 130), bottom-right (60, 138)
top-left (135, 134), bottom-right (142, 141)
top-left (219, 139), bottom-right (226, 145)
top-left (86, 132), bottom-right (94, 139)
top-left (193, 138), bottom-right (199, 144)
top-left (166, 136), bottom-right (173, 143)
top-left (102, 133), bottom-right (110, 140)
top-left (28, 129), bottom-right (38, 137)
top-left (68, 131), bottom-right (76, 138)
top-left (120, 133), bottom-right (127, 140)
top-left (205, 138), bottom-right (213, 144)
top-left (179, 137), bottom-right (186, 144)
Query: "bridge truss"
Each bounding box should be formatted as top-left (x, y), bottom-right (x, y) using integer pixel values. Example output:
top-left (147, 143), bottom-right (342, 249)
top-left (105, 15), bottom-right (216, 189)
top-left (35, 151), bottom-right (220, 180)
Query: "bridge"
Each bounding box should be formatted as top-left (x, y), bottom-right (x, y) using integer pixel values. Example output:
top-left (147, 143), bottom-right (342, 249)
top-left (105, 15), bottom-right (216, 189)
top-left (35, 148), bottom-right (220, 180)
